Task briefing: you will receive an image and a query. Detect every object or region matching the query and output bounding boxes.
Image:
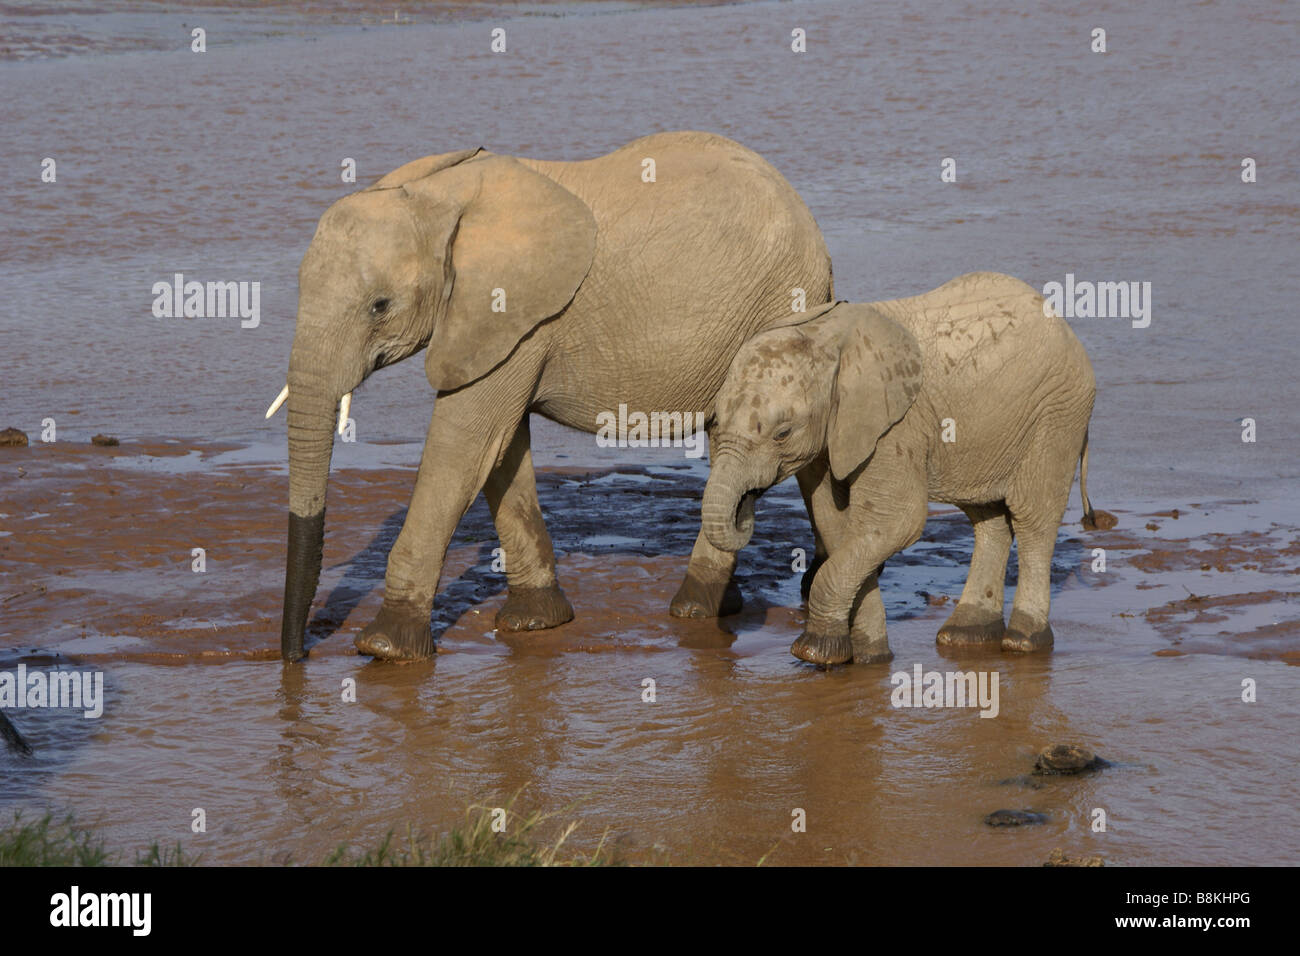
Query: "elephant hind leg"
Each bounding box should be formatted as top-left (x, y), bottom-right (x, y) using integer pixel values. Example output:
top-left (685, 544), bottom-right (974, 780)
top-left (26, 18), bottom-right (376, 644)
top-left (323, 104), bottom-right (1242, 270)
top-left (937, 503), bottom-right (1013, 647)
top-left (484, 418), bottom-right (574, 632)
top-left (1002, 425), bottom-right (1083, 653)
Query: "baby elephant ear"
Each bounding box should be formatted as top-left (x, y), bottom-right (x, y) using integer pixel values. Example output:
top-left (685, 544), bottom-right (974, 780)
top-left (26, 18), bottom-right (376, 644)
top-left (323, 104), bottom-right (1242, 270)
top-left (365, 148), bottom-right (488, 190)
top-left (828, 307), bottom-right (924, 481)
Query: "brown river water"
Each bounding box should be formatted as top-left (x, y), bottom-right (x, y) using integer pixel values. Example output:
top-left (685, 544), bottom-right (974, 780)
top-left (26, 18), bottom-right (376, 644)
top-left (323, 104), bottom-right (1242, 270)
top-left (1, 0), bottom-right (1297, 865)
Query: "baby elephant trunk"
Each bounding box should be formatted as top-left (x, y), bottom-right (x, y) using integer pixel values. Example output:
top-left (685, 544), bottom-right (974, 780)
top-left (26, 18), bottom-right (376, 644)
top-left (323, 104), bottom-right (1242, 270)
top-left (702, 477), bottom-right (760, 553)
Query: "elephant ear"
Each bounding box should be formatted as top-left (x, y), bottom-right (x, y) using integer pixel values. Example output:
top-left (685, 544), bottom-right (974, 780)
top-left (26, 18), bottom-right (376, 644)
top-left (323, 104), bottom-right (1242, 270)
top-left (763, 298), bottom-right (841, 332)
top-left (828, 306), bottom-right (924, 481)
top-left (412, 155), bottom-right (598, 391)
top-left (365, 147), bottom-right (489, 190)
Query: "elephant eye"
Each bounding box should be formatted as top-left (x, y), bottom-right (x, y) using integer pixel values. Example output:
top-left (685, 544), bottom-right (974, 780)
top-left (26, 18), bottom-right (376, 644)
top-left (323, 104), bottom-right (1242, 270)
top-left (369, 298), bottom-right (391, 317)
top-left (773, 423), bottom-right (793, 442)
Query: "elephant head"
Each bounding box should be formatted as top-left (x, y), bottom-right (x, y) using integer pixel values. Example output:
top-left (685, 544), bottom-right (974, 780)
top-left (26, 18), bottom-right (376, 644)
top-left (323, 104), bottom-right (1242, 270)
top-left (702, 304), bottom-right (924, 553)
top-left (271, 149), bottom-right (598, 660)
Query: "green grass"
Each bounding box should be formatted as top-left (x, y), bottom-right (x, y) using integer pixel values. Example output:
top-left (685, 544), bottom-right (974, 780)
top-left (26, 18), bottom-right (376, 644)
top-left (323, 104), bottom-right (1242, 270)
top-left (324, 799), bottom-right (621, 867)
top-left (0, 812), bottom-right (197, 866)
top-left (0, 813), bottom-right (110, 866)
top-left (0, 800), bottom-right (618, 867)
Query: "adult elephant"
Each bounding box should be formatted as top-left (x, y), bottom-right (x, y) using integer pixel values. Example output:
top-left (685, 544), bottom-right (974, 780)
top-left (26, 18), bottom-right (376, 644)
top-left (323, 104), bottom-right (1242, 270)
top-left (271, 131), bottom-right (833, 662)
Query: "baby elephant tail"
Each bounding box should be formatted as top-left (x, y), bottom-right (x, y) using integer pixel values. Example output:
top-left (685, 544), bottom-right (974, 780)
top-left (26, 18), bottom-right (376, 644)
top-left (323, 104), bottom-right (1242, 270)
top-left (1079, 430), bottom-right (1117, 531)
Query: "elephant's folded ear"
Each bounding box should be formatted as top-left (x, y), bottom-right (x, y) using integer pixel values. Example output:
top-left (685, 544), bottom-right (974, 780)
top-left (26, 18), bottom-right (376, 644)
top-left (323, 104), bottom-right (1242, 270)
top-left (423, 155), bottom-right (598, 391)
top-left (828, 307), bottom-right (924, 481)
top-left (763, 298), bottom-right (841, 331)
top-left (365, 148), bottom-right (489, 190)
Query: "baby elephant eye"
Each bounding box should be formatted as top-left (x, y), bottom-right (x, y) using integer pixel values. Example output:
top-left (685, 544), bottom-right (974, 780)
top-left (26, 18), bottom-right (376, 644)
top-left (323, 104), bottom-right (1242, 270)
top-left (773, 423), bottom-right (793, 442)
top-left (369, 298), bottom-right (391, 317)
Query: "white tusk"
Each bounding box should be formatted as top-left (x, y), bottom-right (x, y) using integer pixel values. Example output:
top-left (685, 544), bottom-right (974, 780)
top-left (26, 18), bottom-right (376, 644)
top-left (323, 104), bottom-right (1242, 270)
top-left (265, 384), bottom-right (289, 419)
top-left (337, 392), bottom-right (352, 435)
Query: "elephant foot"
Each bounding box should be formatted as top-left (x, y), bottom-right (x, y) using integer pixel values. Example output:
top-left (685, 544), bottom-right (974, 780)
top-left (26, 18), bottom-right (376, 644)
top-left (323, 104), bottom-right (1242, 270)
top-left (937, 604), bottom-right (1006, 647)
top-left (1002, 611), bottom-right (1054, 653)
top-left (799, 554), bottom-right (827, 602)
top-left (355, 603), bottom-right (435, 661)
top-left (791, 622), bottom-right (853, 667)
top-left (850, 635), bottom-right (894, 664)
top-left (495, 585), bottom-right (574, 632)
top-left (670, 571), bottom-right (742, 619)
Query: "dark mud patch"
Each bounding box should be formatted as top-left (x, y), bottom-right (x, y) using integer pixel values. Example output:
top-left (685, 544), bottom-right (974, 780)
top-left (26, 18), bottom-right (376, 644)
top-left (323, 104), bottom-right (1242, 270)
top-left (1146, 590), bottom-right (1300, 664)
top-left (1068, 506), bottom-right (1300, 663)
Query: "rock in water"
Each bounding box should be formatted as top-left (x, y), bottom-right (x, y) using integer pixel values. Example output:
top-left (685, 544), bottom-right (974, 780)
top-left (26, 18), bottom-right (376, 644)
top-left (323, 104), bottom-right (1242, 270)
top-left (1082, 509), bottom-right (1118, 531)
top-left (984, 809), bottom-right (1048, 827)
top-left (91, 434), bottom-right (119, 447)
top-left (1044, 848), bottom-right (1104, 867)
top-left (1034, 744), bottom-right (1109, 775)
top-left (0, 427), bottom-right (28, 447)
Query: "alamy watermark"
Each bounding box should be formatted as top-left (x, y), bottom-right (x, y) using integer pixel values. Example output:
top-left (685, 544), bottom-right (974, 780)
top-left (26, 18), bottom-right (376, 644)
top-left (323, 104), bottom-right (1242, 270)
top-left (151, 273), bottom-right (260, 328)
top-left (595, 403), bottom-right (707, 458)
top-left (1042, 273), bottom-right (1151, 328)
top-left (890, 663), bottom-right (999, 718)
top-left (0, 665), bottom-right (104, 719)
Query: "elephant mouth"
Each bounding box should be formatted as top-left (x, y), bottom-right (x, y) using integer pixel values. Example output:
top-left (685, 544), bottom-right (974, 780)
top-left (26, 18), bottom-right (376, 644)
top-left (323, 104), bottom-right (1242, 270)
top-left (735, 488), bottom-right (761, 537)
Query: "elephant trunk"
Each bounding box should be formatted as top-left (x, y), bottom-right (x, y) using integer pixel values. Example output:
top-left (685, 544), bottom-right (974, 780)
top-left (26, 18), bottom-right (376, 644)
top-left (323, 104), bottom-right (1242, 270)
top-left (280, 375), bottom-right (338, 661)
top-left (702, 470), bottom-right (760, 553)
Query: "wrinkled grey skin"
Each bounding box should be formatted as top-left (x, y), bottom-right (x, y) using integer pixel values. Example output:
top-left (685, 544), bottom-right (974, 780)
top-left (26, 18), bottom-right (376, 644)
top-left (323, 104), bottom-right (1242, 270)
top-left (702, 272), bottom-right (1099, 665)
top-left (279, 131), bottom-right (832, 661)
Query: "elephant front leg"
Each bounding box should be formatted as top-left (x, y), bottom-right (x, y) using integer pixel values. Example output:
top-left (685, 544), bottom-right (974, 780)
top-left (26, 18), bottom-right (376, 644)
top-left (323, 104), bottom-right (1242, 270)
top-left (484, 418), bottom-right (574, 632)
top-left (792, 546), bottom-right (864, 666)
top-left (793, 480), bottom-right (926, 667)
top-left (356, 390), bottom-right (525, 661)
top-left (795, 455), bottom-right (849, 601)
top-left (848, 568), bottom-right (893, 663)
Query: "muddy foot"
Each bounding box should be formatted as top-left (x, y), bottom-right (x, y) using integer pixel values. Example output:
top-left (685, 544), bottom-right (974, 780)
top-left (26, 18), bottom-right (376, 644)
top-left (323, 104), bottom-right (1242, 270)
top-left (1002, 612), bottom-right (1054, 653)
top-left (791, 623), bottom-right (852, 666)
top-left (355, 604), bottom-right (435, 661)
top-left (937, 605), bottom-right (1005, 647)
top-left (850, 639), bottom-right (894, 664)
top-left (495, 585), bottom-right (574, 632)
top-left (670, 572), bottom-right (742, 619)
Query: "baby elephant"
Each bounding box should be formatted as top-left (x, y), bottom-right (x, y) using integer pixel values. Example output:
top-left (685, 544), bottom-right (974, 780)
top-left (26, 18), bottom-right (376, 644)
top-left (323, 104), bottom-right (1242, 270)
top-left (701, 272), bottom-right (1099, 665)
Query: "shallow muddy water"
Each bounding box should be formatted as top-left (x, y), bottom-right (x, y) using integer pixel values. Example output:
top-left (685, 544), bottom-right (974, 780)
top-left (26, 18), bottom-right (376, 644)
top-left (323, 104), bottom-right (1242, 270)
top-left (1, 443), bottom-right (1296, 864)
top-left (1, 0), bottom-right (1298, 864)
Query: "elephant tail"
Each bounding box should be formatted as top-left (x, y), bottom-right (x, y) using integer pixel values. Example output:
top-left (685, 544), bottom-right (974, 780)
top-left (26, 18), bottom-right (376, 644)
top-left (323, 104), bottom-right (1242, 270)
top-left (1079, 430), bottom-right (1117, 531)
top-left (0, 709), bottom-right (32, 757)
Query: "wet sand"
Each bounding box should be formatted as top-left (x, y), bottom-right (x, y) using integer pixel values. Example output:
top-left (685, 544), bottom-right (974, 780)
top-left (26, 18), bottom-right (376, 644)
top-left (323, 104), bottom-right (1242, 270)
top-left (2, 441), bottom-right (1297, 865)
